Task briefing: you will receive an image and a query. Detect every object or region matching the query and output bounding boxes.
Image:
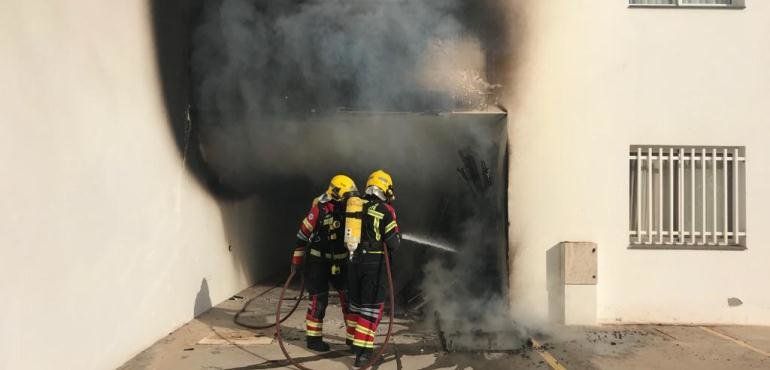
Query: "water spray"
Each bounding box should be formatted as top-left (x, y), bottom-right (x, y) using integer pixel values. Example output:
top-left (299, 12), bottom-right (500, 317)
top-left (403, 233), bottom-right (458, 253)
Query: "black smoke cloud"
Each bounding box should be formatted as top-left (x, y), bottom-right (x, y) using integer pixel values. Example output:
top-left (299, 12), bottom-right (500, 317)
top-left (190, 0), bottom-right (510, 194)
top-left (192, 0), bottom-right (505, 120)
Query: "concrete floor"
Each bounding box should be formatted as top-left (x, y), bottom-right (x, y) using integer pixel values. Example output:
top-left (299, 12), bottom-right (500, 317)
top-left (120, 283), bottom-right (770, 370)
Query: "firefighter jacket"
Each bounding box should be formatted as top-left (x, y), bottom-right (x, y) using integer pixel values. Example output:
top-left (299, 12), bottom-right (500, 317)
top-left (293, 196), bottom-right (348, 265)
top-left (357, 195), bottom-right (401, 253)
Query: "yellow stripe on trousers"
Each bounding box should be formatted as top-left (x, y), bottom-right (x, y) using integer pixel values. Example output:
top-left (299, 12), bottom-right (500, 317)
top-left (352, 339), bottom-right (375, 348)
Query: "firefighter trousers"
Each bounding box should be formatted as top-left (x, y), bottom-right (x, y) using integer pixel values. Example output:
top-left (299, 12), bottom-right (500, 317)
top-left (347, 252), bottom-right (387, 350)
top-left (304, 254), bottom-right (355, 341)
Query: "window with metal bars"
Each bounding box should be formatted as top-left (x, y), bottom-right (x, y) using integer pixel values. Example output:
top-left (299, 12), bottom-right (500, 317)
top-left (629, 0), bottom-right (744, 7)
top-left (629, 146), bottom-right (746, 249)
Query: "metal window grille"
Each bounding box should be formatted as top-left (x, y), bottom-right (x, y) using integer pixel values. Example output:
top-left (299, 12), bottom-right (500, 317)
top-left (629, 146), bottom-right (746, 249)
top-left (680, 0), bottom-right (733, 4)
top-left (630, 0), bottom-right (741, 7)
top-left (630, 0), bottom-right (675, 5)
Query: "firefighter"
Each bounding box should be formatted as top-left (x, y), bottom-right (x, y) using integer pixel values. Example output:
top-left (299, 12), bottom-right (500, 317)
top-left (346, 170), bottom-right (401, 367)
top-left (290, 174), bottom-right (359, 352)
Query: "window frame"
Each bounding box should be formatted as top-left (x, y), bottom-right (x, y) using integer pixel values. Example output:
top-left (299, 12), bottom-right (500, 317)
top-left (628, 0), bottom-right (745, 9)
top-left (628, 145), bottom-right (747, 251)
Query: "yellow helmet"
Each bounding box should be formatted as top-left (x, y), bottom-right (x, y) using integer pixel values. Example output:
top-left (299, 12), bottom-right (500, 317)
top-left (365, 170), bottom-right (395, 201)
top-left (325, 174), bottom-right (357, 201)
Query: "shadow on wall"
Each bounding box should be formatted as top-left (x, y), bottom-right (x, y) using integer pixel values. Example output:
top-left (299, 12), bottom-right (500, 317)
top-left (546, 243), bottom-right (564, 324)
top-left (193, 278), bottom-right (212, 317)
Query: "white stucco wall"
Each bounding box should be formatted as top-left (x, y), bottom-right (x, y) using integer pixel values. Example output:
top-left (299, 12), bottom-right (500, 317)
top-left (0, 2), bottom-right (255, 369)
top-left (507, 0), bottom-right (770, 325)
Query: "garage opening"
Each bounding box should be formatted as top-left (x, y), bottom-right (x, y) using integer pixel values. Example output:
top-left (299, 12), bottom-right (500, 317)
top-left (193, 110), bottom-right (515, 351)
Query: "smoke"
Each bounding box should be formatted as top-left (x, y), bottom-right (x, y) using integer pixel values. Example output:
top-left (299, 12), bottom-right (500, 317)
top-left (193, 0), bottom-right (501, 116)
top-left (419, 208), bottom-right (530, 351)
top-left (190, 0), bottom-right (508, 193)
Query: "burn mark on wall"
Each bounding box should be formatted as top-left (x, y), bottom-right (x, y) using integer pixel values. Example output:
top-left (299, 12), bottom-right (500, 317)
top-left (457, 149), bottom-right (494, 196)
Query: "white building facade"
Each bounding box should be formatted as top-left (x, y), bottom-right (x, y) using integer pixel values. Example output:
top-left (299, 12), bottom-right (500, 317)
top-left (507, 0), bottom-right (770, 325)
top-left (2, 1), bottom-right (769, 369)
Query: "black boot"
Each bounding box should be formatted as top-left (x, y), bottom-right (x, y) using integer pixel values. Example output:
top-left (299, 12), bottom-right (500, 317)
top-left (346, 339), bottom-right (355, 352)
top-left (353, 348), bottom-right (373, 368)
top-left (306, 336), bottom-right (330, 352)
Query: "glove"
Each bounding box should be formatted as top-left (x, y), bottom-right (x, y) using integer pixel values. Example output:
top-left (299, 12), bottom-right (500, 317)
top-left (290, 247), bottom-right (304, 274)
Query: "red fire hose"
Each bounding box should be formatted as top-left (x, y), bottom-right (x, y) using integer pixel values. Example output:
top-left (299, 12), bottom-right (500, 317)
top-left (275, 244), bottom-right (395, 370)
top-left (233, 276), bottom-right (305, 330)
